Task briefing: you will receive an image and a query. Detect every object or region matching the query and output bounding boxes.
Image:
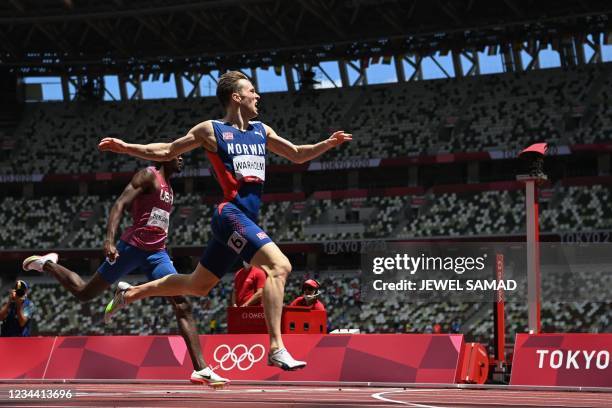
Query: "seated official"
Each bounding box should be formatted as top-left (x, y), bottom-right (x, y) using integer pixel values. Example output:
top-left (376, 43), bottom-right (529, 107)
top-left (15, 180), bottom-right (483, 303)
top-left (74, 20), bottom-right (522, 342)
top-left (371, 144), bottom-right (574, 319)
top-left (232, 262), bottom-right (267, 307)
top-left (290, 279), bottom-right (325, 311)
top-left (0, 280), bottom-right (34, 337)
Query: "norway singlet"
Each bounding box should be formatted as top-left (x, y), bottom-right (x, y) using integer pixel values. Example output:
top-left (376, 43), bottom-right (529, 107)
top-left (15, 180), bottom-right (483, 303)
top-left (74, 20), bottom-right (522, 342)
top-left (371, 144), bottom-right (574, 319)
top-left (199, 120), bottom-right (273, 278)
top-left (207, 120), bottom-right (266, 221)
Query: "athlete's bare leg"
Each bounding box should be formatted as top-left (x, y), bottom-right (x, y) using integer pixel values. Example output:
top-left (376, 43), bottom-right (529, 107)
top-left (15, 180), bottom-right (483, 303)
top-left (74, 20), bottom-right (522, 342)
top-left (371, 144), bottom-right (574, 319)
top-left (120, 241), bottom-right (290, 352)
top-left (250, 242), bottom-right (292, 352)
top-left (124, 263), bottom-right (219, 303)
top-left (168, 296), bottom-right (206, 371)
top-left (43, 262), bottom-right (110, 302)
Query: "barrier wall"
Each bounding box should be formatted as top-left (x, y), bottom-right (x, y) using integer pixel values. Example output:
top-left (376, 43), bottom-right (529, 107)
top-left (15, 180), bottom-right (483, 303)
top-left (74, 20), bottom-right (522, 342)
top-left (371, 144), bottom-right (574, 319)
top-left (0, 334), bottom-right (463, 383)
top-left (227, 306), bottom-right (327, 334)
top-left (510, 333), bottom-right (612, 387)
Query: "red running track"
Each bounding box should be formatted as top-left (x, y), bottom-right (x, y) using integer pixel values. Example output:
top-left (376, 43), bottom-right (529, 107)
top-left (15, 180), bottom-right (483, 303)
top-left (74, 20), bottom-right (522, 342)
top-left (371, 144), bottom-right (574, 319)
top-left (0, 383), bottom-right (611, 407)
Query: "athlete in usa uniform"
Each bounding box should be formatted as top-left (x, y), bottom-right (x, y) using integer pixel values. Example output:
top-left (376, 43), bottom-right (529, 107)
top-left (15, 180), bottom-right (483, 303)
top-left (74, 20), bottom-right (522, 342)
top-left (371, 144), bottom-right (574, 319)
top-left (21, 157), bottom-right (228, 385)
top-left (99, 71), bottom-right (352, 372)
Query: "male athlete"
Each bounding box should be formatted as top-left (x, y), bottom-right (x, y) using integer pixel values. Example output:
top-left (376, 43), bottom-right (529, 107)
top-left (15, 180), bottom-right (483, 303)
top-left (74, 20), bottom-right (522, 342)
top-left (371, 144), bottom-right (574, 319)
top-left (98, 71), bottom-right (352, 371)
top-left (22, 157), bottom-right (228, 385)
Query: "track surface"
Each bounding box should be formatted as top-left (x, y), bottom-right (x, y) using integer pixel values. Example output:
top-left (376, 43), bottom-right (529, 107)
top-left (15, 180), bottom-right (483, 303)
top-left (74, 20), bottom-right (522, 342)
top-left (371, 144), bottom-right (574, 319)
top-left (1, 383), bottom-right (611, 407)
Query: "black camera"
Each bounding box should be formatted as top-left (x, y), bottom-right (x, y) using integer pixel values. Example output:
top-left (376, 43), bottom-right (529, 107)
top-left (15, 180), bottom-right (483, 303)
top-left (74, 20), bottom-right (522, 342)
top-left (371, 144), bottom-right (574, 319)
top-left (14, 280), bottom-right (28, 297)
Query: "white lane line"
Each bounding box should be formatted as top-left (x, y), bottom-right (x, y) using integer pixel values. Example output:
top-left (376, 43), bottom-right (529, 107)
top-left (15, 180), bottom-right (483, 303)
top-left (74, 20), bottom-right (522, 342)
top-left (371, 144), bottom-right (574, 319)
top-left (41, 336), bottom-right (58, 380)
top-left (371, 390), bottom-right (445, 408)
top-left (379, 392), bottom-right (612, 405)
top-left (371, 389), bottom-right (611, 408)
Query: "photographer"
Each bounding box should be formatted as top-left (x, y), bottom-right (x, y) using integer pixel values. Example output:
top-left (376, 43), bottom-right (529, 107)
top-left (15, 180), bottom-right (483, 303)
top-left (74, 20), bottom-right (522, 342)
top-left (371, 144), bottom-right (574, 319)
top-left (0, 280), bottom-right (34, 337)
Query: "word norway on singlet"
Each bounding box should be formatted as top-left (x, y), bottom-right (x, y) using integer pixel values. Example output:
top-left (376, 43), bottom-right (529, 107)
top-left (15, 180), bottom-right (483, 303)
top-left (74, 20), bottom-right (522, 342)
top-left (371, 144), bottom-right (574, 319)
top-left (226, 142), bottom-right (265, 156)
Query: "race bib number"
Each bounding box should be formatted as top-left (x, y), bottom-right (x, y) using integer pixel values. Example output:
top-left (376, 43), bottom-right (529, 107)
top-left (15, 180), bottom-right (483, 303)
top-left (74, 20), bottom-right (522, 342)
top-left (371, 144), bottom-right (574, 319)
top-left (228, 231), bottom-right (247, 254)
top-left (233, 155), bottom-right (266, 182)
top-left (146, 207), bottom-right (170, 232)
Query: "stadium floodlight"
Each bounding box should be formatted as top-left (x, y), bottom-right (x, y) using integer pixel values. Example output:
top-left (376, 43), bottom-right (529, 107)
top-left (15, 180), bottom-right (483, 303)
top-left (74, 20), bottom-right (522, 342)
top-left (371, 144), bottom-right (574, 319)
top-left (517, 142), bottom-right (548, 335)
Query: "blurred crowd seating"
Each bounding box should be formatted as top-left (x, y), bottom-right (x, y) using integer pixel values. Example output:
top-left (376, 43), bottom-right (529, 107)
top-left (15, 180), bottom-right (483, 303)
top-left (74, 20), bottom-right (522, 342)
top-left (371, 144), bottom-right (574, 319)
top-left (3, 184), bottom-right (612, 250)
top-left (31, 276), bottom-right (232, 336)
top-left (2, 64), bottom-right (611, 177)
top-left (28, 270), bottom-right (610, 353)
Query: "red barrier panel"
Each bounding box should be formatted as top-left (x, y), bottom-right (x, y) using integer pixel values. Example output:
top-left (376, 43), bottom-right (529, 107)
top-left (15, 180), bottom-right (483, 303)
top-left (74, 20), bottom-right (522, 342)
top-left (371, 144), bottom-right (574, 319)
top-left (510, 333), bottom-right (612, 387)
top-left (0, 334), bottom-right (464, 383)
top-left (227, 306), bottom-right (267, 334)
top-left (0, 337), bottom-right (56, 379)
top-left (227, 306), bottom-right (327, 334)
top-left (281, 307), bottom-right (327, 334)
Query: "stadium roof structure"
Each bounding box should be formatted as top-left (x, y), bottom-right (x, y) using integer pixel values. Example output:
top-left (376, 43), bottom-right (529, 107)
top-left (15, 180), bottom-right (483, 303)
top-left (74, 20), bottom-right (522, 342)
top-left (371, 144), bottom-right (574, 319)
top-left (1, 0), bottom-right (612, 76)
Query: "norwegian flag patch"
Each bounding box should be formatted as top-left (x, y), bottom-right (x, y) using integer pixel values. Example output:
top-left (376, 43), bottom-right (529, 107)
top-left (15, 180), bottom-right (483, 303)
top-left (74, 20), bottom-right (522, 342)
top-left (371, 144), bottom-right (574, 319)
top-left (222, 132), bottom-right (234, 140)
top-left (257, 232), bottom-right (269, 240)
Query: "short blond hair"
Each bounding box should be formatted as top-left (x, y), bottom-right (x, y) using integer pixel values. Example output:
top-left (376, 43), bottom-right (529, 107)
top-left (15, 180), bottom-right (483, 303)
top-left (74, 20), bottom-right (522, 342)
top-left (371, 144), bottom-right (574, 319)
top-left (217, 71), bottom-right (250, 108)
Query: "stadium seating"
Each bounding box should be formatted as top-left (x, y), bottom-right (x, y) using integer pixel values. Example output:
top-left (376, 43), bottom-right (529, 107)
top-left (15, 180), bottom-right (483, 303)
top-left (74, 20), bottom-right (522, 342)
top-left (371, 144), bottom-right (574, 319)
top-left (539, 184), bottom-right (612, 231)
top-left (30, 271), bottom-right (609, 352)
top-left (3, 184), bottom-right (612, 250)
top-left (0, 195), bottom-right (100, 249)
top-left (3, 63), bottom-right (612, 344)
top-left (400, 190), bottom-right (525, 237)
top-left (31, 276), bottom-right (233, 336)
top-left (2, 64), bottom-right (611, 177)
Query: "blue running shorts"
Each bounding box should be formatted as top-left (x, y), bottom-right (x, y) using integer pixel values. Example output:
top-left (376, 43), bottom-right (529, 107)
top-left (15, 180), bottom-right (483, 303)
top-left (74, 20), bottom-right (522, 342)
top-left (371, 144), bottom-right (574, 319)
top-left (200, 202), bottom-right (273, 278)
top-left (97, 240), bottom-right (177, 284)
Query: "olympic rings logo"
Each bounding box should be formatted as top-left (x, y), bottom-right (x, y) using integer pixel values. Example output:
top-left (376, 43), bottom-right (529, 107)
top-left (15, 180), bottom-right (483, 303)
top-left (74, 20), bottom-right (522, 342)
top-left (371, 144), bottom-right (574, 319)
top-left (213, 344), bottom-right (266, 371)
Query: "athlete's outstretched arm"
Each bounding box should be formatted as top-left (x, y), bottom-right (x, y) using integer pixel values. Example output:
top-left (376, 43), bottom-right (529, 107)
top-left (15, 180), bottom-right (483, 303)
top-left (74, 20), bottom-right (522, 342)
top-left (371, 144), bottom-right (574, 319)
top-left (98, 121), bottom-right (216, 161)
top-left (104, 169), bottom-right (153, 262)
top-left (265, 124), bottom-right (352, 164)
